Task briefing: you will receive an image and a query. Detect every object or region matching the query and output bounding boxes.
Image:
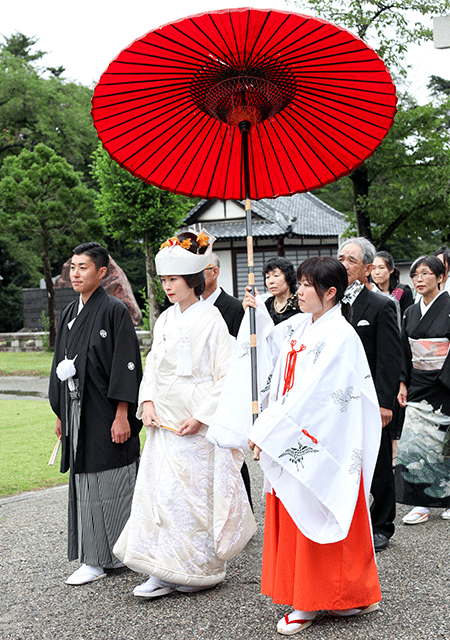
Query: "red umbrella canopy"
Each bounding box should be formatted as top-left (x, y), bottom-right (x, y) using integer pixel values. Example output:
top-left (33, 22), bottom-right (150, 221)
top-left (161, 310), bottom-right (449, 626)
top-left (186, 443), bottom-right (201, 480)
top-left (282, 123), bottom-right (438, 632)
top-left (92, 7), bottom-right (397, 201)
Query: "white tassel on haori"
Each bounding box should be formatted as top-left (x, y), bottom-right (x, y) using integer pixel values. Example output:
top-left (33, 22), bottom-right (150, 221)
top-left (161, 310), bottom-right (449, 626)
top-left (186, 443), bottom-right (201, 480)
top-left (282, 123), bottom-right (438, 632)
top-left (56, 355), bottom-right (78, 381)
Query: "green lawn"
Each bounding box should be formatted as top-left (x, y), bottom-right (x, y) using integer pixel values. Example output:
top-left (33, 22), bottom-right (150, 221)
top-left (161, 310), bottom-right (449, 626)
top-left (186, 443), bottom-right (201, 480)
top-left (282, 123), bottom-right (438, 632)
top-left (0, 351), bottom-right (54, 376)
top-left (0, 399), bottom-right (146, 497)
top-left (0, 350), bottom-right (147, 376)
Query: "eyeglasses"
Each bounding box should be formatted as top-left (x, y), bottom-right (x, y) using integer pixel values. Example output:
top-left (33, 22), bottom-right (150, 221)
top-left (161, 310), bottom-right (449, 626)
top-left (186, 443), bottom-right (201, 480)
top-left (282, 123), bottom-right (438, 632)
top-left (205, 266), bottom-right (215, 270)
top-left (411, 271), bottom-right (435, 280)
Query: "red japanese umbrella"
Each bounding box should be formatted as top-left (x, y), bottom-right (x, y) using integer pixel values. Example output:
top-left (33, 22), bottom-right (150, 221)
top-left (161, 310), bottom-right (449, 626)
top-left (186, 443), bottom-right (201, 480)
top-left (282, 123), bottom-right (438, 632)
top-left (92, 7), bottom-right (396, 420)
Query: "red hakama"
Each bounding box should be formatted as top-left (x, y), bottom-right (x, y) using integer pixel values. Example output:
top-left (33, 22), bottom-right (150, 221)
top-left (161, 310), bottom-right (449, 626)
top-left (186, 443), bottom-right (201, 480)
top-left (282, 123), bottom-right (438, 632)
top-left (261, 481), bottom-right (381, 611)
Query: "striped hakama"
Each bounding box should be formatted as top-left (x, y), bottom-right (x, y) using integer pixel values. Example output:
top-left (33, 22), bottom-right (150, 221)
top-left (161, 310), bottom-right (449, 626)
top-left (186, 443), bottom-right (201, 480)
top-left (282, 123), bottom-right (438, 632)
top-left (67, 385), bottom-right (137, 568)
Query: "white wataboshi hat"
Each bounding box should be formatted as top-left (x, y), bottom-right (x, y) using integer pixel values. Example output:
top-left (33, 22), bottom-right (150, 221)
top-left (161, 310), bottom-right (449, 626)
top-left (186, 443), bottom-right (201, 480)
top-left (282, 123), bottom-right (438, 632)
top-left (155, 230), bottom-right (215, 276)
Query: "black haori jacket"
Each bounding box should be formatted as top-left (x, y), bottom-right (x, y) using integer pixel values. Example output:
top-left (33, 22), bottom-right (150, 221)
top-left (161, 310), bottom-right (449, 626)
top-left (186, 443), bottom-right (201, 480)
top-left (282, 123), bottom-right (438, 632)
top-left (49, 286), bottom-right (142, 474)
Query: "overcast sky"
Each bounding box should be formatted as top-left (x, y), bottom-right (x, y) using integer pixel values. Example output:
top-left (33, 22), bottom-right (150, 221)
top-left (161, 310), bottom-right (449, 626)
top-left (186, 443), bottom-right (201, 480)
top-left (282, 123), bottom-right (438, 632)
top-left (2, 0), bottom-right (450, 102)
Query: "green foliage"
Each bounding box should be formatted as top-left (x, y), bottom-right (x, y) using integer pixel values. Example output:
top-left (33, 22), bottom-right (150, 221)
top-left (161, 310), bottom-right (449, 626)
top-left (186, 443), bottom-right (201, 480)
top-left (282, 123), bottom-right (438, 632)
top-left (0, 231), bottom-right (42, 331)
top-left (0, 144), bottom-right (101, 252)
top-left (428, 75), bottom-right (450, 99)
top-left (362, 100), bottom-right (450, 247)
top-left (0, 231), bottom-right (41, 287)
top-left (0, 144), bottom-right (103, 343)
top-left (297, 1), bottom-right (450, 255)
top-left (139, 286), bottom-right (151, 331)
top-left (107, 240), bottom-right (147, 300)
top-left (1, 32), bottom-right (46, 62)
top-left (296, 0), bottom-right (450, 77)
top-left (92, 144), bottom-right (194, 254)
top-left (314, 98), bottom-right (450, 255)
top-left (0, 36), bottom-right (98, 180)
top-left (92, 144), bottom-right (196, 333)
top-left (138, 281), bottom-right (166, 330)
top-left (0, 283), bottom-right (23, 332)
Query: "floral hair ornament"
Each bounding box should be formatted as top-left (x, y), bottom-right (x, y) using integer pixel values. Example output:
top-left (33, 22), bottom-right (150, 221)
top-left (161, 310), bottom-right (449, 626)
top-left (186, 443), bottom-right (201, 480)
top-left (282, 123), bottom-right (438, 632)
top-left (155, 228), bottom-right (216, 276)
top-left (159, 236), bottom-right (178, 250)
top-left (196, 230), bottom-right (210, 248)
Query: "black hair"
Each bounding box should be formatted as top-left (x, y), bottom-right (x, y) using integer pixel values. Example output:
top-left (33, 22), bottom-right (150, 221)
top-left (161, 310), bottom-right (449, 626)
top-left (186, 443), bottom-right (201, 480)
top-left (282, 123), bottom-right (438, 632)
top-left (410, 255), bottom-right (446, 280)
top-left (182, 271), bottom-right (206, 297)
top-left (72, 242), bottom-right (109, 270)
top-left (433, 245), bottom-right (450, 270)
top-left (263, 257), bottom-right (297, 294)
top-left (297, 256), bottom-right (352, 322)
top-left (375, 251), bottom-right (400, 293)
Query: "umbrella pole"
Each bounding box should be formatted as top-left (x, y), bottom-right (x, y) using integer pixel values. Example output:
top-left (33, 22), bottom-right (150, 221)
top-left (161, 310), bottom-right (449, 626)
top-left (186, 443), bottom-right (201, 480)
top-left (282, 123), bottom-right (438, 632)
top-left (239, 120), bottom-right (259, 424)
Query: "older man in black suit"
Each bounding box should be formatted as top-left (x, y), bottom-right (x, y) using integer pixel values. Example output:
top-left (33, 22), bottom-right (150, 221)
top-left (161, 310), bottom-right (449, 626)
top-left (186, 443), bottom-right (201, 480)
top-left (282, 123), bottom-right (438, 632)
top-left (338, 237), bottom-right (401, 551)
top-left (202, 253), bottom-right (251, 506)
top-left (202, 253), bottom-right (244, 338)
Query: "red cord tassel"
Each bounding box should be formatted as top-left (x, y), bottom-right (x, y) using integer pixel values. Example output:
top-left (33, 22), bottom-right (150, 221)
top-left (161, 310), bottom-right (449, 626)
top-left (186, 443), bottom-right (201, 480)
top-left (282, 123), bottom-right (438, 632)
top-left (282, 340), bottom-right (306, 396)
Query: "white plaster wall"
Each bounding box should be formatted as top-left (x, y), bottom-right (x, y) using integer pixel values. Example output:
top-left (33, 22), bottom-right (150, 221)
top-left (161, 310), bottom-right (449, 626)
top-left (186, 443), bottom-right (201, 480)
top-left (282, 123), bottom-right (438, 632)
top-left (200, 200), bottom-right (244, 221)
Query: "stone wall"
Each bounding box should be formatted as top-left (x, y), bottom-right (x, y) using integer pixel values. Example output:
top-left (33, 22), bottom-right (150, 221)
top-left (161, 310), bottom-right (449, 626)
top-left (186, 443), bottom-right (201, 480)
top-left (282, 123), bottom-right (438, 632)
top-left (22, 289), bottom-right (79, 330)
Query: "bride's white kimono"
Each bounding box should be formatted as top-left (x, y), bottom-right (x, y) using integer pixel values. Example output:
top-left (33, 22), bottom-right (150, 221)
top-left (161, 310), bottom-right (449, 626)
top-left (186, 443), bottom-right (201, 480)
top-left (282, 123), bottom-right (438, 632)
top-left (114, 300), bottom-right (256, 588)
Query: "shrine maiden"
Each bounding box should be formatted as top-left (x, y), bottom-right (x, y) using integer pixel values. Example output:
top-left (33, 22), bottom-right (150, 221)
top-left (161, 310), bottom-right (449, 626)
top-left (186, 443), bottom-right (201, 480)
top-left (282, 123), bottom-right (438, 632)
top-left (210, 257), bottom-right (382, 634)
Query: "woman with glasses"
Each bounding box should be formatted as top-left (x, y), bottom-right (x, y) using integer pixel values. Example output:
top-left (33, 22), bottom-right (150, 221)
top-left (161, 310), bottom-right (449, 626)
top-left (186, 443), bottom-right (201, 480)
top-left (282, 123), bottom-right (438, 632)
top-left (396, 255), bottom-right (450, 524)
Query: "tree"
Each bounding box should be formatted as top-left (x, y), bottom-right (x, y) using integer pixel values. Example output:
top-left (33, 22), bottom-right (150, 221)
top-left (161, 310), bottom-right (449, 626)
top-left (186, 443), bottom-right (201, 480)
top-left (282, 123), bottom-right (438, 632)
top-left (296, 1), bottom-right (450, 77)
top-left (429, 74), bottom-right (450, 99)
top-left (92, 145), bottom-right (195, 335)
top-left (353, 100), bottom-right (450, 248)
top-left (0, 231), bottom-right (42, 331)
top-left (1, 32), bottom-right (46, 63)
top-left (315, 97), bottom-right (450, 250)
top-left (296, 0), bottom-right (450, 240)
top-left (0, 34), bottom-right (98, 181)
top-left (0, 144), bottom-right (102, 346)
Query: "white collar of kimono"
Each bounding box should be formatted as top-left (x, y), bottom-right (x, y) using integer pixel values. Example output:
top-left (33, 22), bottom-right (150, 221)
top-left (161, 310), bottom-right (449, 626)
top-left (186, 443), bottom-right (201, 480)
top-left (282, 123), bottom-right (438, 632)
top-left (67, 295), bottom-right (84, 330)
top-left (167, 300), bottom-right (208, 376)
top-left (288, 302), bottom-right (341, 336)
top-left (420, 289), bottom-right (444, 317)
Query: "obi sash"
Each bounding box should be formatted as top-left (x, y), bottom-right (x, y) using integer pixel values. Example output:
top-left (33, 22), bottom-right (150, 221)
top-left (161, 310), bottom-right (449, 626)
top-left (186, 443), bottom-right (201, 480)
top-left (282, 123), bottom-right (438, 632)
top-left (410, 338), bottom-right (450, 371)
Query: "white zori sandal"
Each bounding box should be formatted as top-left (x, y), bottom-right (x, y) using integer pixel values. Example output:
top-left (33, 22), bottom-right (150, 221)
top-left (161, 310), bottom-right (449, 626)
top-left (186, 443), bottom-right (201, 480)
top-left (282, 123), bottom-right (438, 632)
top-left (277, 610), bottom-right (316, 635)
top-left (441, 508), bottom-right (450, 520)
top-left (402, 506), bottom-right (430, 525)
top-left (133, 576), bottom-right (172, 598)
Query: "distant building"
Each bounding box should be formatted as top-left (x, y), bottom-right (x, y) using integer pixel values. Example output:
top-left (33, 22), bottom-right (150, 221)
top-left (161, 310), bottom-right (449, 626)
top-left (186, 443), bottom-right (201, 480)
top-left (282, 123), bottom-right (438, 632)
top-left (182, 193), bottom-right (347, 298)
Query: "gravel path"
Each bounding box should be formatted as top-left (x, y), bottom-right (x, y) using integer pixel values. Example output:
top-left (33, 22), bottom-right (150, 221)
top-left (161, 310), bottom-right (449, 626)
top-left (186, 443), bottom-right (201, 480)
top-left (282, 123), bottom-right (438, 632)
top-left (1, 459), bottom-right (449, 640)
top-left (1, 377), bottom-right (449, 639)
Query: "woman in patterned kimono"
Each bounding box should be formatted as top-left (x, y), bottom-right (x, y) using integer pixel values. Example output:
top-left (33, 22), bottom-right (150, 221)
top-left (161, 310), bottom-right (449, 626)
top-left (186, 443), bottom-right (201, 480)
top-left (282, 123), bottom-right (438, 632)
top-left (114, 231), bottom-right (255, 598)
top-left (233, 257), bottom-right (382, 634)
top-left (396, 255), bottom-right (450, 524)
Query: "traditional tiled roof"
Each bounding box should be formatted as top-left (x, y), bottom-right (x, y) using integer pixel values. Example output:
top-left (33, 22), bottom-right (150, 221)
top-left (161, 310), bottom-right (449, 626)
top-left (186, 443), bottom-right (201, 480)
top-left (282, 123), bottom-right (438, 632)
top-left (183, 193), bottom-right (347, 240)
